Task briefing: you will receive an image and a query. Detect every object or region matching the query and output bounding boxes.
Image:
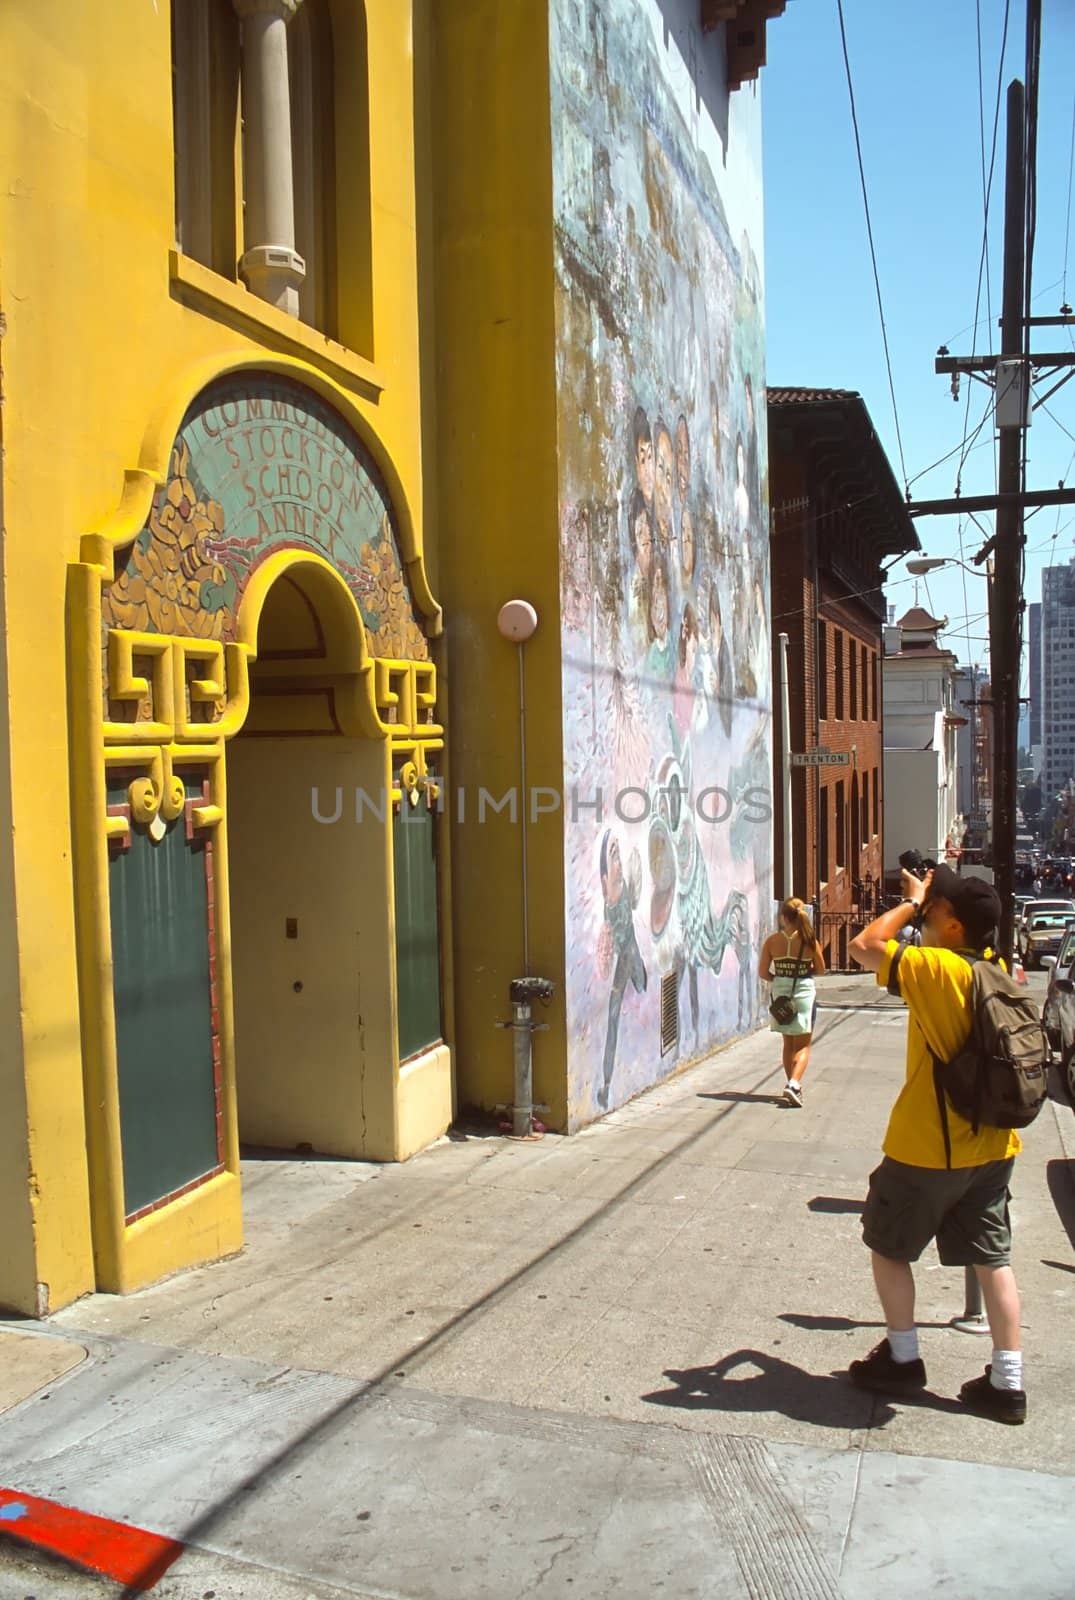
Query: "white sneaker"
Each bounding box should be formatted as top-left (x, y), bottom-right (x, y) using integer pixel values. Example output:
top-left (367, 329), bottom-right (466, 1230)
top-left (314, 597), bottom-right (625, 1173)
top-left (782, 1081), bottom-right (803, 1108)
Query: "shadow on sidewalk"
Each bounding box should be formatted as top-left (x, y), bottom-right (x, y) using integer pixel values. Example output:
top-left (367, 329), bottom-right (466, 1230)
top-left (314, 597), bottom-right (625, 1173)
top-left (642, 1349), bottom-right (893, 1427)
top-left (779, 1312), bottom-right (960, 1333)
top-left (1046, 1158), bottom-right (1075, 1252)
top-left (698, 1090), bottom-right (783, 1105)
top-left (641, 1348), bottom-right (964, 1428)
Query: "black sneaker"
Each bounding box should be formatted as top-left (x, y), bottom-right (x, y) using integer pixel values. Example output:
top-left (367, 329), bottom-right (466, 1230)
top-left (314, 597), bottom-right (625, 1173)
top-left (959, 1368), bottom-right (1027, 1425)
top-left (848, 1338), bottom-right (927, 1393)
top-left (782, 1080), bottom-right (803, 1108)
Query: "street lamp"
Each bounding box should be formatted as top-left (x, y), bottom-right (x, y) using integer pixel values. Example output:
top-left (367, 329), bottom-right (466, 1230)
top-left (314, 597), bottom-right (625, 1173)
top-left (906, 555), bottom-right (989, 579)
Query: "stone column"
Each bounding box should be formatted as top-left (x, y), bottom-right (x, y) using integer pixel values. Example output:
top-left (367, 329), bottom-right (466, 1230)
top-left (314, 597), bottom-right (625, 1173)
top-left (233, 0), bottom-right (306, 315)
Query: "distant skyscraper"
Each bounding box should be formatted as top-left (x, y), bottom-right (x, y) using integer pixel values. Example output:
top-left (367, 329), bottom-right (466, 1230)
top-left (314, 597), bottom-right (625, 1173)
top-left (1041, 565), bottom-right (1075, 799)
top-left (1028, 600), bottom-right (1041, 749)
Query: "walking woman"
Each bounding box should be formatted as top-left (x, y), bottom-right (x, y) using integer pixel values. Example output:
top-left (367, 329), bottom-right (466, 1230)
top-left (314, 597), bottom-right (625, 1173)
top-left (759, 899), bottom-right (826, 1107)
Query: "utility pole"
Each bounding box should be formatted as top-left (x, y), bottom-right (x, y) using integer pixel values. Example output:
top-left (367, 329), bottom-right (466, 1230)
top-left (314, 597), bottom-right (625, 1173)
top-left (991, 78), bottom-right (1026, 963)
top-left (914, 8), bottom-right (1071, 951)
top-left (778, 632), bottom-right (794, 900)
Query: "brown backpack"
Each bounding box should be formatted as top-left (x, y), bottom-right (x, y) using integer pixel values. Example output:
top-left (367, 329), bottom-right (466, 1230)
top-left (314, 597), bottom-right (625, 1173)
top-left (889, 949), bottom-right (1047, 1167)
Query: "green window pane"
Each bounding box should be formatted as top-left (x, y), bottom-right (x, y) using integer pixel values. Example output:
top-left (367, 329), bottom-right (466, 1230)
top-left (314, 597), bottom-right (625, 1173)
top-left (394, 802), bottom-right (442, 1061)
top-left (109, 813), bottom-right (219, 1215)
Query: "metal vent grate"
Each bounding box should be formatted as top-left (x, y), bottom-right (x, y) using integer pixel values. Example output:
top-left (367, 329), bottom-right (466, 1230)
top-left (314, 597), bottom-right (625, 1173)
top-left (660, 970), bottom-right (679, 1056)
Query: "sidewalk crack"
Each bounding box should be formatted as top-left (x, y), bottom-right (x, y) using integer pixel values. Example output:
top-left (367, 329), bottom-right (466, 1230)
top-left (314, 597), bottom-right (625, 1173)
top-left (837, 1444), bottom-right (865, 1578)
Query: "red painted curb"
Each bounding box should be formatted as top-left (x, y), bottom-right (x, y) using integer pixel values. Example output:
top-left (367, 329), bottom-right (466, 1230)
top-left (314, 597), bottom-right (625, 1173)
top-left (0, 1486), bottom-right (184, 1591)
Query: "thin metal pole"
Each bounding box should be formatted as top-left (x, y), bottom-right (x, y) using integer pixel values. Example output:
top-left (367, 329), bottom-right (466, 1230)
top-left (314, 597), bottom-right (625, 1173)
top-left (949, 1264), bottom-right (989, 1334)
top-left (779, 632), bottom-right (794, 900)
top-left (963, 1265), bottom-right (984, 1320)
top-left (518, 640), bottom-right (530, 976)
top-left (992, 78), bottom-right (1027, 962)
top-left (512, 1000), bottom-right (533, 1139)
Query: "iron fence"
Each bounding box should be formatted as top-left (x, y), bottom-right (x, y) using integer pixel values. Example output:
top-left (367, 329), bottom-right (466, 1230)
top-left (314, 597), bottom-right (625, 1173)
top-left (813, 886), bottom-right (893, 972)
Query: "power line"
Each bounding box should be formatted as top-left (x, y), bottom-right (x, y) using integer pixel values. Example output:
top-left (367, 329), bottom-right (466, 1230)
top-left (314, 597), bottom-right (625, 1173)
top-left (906, 389), bottom-right (994, 488)
top-left (834, 0), bottom-right (907, 487)
top-left (941, 272), bottom-right (1065, 350)
top-left (1037, 400), bottom-right (1075, 447)
top-left (1063, 95), bottom-right (1075, 304)
top-left (955, 388), bottom-right (997, 489)
top-left (959, 0), bottom-right (1010, 499)
top-left (975, 0), bottom-right (996, 362)
top-left (769, 571), bottom-right (918, 627)
top-left (947, 0), bottom-right (1011, 685)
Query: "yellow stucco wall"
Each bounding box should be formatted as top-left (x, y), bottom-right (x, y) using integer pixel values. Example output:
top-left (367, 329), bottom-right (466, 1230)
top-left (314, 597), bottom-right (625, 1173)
top-left (428, 0), bottom-right (568, 1125)
top-left (0, 0), bottom-right (438, 1312)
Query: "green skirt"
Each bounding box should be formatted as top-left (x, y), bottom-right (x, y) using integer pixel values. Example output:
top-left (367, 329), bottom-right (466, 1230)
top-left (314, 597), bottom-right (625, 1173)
top-left (769, 977), bottom-right (817, 1036)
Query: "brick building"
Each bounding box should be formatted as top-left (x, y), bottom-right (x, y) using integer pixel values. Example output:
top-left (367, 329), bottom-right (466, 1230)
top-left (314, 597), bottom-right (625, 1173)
top-left (767, 389), bottom-right (919, 968)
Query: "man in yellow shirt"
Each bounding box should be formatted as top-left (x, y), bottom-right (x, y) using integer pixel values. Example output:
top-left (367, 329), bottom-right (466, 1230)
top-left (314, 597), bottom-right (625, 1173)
top-left (848, 865), bottom-right (1026, 1424)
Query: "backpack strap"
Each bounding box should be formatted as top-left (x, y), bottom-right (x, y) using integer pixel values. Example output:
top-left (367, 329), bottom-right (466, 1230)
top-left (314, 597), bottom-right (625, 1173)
top-left (931, 1053), bottom-right (954, 1170)
top-left (926, 949), bottom-right (992, 1164)
top-left (886, 944), bottom-right (905, 998)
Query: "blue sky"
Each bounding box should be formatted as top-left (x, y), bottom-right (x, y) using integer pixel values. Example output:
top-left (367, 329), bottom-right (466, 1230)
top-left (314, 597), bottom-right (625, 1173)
top-left (762, 0), bottom-right (1075, 685)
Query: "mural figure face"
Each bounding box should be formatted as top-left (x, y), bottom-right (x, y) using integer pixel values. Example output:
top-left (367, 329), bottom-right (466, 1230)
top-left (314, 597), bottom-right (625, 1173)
top-left (709, 584), bottom-right (723, 650)
top-left (679, 604), bottom-right (698, 675)
top-left (675, 415), bottom-right (691, 505)
top-left (654, 424), bottom-right (675, 545)
top-left (632, 494), bottom-right (653, 579)
top-left (636, 436), bottom-right (654, 505)
top-left (633, 406), bottom-right (655, 506)
top-left (602, 832), bottom-right (624, 904)
top-left (680, 506), bottom-right (695, 581)
top-left (650, 560), bottom-right (669, 642)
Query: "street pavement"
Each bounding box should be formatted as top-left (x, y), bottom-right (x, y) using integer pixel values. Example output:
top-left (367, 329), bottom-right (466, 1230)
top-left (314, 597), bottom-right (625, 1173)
top-left (1, 971), bottom-right (1073, 1599)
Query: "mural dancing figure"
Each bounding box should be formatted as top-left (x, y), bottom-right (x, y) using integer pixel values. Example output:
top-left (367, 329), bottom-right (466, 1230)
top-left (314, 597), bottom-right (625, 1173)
top-left (649, 717), bottom-right (753, 1038)
top-left (597, 830), bottom-right (648, 1110)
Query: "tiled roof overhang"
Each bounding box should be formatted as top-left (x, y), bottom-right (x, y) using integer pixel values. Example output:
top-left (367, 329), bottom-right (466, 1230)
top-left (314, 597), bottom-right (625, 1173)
top-left (766, 387), bottom-right (921, 563)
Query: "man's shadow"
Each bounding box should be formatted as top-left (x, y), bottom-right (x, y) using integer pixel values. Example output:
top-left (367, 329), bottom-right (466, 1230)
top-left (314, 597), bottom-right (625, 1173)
top-left (642, 1348), bottom-right (963, 1427)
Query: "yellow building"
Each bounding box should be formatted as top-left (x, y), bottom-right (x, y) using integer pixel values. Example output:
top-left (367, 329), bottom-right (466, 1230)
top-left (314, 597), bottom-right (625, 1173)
top-left (0, 0), bottom-right (453, 1314)
top-left (1, 0), bottom-right (783, 1314)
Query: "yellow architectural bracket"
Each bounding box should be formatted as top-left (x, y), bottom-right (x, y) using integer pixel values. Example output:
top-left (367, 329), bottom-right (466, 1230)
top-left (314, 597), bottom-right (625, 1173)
top-left (374, 658), bottom-right (444, 739)
top-left (105, 631), bottom-right (176, 742)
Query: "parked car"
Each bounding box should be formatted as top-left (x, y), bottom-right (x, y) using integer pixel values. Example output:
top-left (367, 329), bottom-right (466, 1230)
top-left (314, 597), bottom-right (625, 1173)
top-left (1015, 900), bottom-right (1075, 964)
top-left (1042, 926), bottom-right (1075, 1049)
top-left (1020, 911), bottom-right (1075, 969)
top-left (1042, 928), bottom-right (1075, 1103)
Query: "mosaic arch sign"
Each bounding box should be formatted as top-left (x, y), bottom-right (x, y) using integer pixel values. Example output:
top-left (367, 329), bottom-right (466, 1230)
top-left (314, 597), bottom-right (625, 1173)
top-left (103, 373), bottom-right (429, 662)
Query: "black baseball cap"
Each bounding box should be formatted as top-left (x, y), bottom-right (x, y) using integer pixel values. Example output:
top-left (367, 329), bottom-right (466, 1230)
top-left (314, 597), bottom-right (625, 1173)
top-left (924, 864), bottom-right (1002, 948)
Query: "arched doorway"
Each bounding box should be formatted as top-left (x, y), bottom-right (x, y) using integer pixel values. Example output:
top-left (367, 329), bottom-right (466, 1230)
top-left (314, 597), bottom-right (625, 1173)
top-left (75, 366), bottom-right (450, 1293)
top-left (227, 557), bottom-right (394, 1158)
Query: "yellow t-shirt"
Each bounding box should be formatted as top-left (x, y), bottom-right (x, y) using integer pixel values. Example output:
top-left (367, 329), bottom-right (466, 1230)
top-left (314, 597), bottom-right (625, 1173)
top-left (877, 940), bottom-right (1022, 1169)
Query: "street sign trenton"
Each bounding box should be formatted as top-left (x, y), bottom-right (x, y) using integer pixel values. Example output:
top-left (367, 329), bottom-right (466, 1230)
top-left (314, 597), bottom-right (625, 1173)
top-left (790, 749), bottom-right (850, 767)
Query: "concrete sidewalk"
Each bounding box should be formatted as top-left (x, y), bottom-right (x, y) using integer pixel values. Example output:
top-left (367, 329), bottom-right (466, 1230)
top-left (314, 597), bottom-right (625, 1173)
top-left (2, 973), bottom-right (1074, 1598)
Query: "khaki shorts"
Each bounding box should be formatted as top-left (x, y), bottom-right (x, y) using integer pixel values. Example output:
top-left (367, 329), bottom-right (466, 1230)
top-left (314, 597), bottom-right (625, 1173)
top-left (861, 1155), bottom-right (1014, 1267)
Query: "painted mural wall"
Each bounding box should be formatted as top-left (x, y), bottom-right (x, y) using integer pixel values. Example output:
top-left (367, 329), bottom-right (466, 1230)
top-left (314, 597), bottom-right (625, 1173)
top-left (551, 0), bottom-right (772, 1119)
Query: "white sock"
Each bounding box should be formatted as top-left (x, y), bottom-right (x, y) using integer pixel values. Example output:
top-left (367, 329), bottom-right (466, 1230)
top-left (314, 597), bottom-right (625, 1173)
top-left (990, 1349), bottom-right (1023, 1391)
top-left (886, 1326), bottom-right (920, 1364)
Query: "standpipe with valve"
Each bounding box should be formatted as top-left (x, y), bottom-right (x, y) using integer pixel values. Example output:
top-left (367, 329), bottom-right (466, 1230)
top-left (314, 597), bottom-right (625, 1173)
top-left (493, 599), bottom-right (556, 1139)
top-left (496, 976), bottom-right (556, 1139)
